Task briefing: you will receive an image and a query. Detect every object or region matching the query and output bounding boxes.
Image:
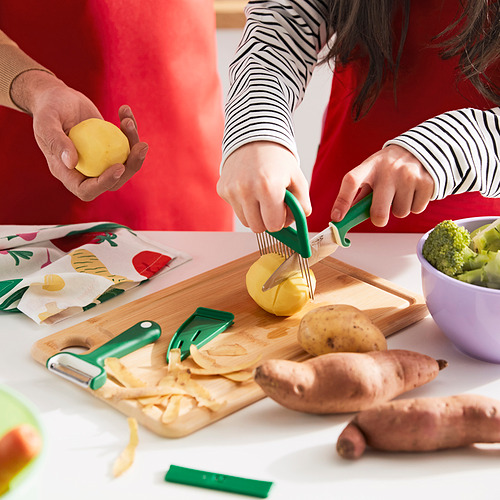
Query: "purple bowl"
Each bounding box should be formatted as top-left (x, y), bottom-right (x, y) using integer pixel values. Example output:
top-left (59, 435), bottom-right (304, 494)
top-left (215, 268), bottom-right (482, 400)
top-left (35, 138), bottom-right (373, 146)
top-left (417, 216), bottom-right (500, 364)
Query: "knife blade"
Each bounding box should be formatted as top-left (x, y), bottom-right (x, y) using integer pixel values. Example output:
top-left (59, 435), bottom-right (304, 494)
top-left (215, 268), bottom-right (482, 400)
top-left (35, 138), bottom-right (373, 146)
top-left (262, 192), bottom-right (373, 291)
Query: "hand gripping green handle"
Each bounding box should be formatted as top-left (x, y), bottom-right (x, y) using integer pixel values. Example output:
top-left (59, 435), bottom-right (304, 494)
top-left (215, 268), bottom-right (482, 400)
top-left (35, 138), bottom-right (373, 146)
top-left (80, 321), bottom-right (162, 368)
top-left (330, 192), bottom-right (373, 248)
top-left (267, 190), bottom-right (312, 258)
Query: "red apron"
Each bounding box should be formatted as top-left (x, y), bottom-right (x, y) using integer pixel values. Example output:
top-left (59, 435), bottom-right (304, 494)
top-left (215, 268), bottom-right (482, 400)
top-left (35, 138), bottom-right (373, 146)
top-left (309, 0), bottom-right (500, 233)
top-left (0, 1), bottom-right (233, 230)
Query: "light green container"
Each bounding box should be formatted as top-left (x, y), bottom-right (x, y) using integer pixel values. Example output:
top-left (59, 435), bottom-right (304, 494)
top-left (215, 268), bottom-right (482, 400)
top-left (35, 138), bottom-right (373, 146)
top-left (0, 385), bottom-right (45, 499)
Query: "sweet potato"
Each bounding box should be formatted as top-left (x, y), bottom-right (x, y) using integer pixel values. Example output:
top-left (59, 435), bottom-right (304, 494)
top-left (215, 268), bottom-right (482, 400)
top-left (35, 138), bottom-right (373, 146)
top-left (253, 349), bottom-right (447, 414)
top-left (337, 394), bottom-right (500, 459)
top-left (0, 424), bottom-right (42, 494)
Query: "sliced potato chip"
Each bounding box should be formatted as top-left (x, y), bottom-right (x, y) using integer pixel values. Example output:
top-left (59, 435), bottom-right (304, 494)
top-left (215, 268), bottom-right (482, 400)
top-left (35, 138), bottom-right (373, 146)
top-left (189, 345), bottom-right (262, 375)
top-left (112, 417), bottom-right (138, 478)
top-left (206, 344), bottom-right (247, 356)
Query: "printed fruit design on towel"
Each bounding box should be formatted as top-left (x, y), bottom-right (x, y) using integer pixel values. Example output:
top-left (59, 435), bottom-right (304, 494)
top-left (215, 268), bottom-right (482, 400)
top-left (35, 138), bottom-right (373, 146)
top-left (37, 274), bottom-right (66, 292)
top-left (70, 249), bottom-right (131, 284)
top-left (132, 251), bottom-right (172, 278)
top-left (51, 231), bottom-right (118, 253)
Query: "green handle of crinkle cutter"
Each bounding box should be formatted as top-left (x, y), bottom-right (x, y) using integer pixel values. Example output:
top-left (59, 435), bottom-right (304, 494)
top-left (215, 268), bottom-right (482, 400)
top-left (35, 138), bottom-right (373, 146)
top-left (330, 192), bottom-right (373, 247)
top-left (267, 190), bottom-right (311, 258)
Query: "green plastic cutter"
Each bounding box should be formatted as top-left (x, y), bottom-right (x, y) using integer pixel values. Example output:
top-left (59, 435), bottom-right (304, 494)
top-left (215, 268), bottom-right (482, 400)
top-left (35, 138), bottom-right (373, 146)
top-left (166, 307), bottom-right (235, 363)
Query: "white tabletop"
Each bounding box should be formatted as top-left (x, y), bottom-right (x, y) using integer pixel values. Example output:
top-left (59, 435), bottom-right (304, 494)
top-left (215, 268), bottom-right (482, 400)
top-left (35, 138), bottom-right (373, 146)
top-left (2, 230), bottom-right (500, 500)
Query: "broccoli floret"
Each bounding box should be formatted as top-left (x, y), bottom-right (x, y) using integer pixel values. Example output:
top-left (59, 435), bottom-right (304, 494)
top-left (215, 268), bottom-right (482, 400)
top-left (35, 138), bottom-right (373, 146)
top-left (422, 220), bottom-right (477, 277)
top-left (456, 267), bottom-right (485, 286)
top-left (471, 218), bottom-right (500, 252)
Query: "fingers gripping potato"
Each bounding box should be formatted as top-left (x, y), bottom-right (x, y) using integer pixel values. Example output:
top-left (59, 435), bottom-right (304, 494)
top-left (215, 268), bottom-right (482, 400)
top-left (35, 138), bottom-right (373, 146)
top-left (298, 304), bottom-right (387, 355)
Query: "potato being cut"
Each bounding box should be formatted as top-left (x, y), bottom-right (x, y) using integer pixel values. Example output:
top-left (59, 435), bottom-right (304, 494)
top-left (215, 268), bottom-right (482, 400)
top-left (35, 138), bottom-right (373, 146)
top-left (246, 253), bottom-right (315, 316)
top-left (69, 118), bottom-right (130, 177)
top-left (298, 304), bottom-right (387, 356)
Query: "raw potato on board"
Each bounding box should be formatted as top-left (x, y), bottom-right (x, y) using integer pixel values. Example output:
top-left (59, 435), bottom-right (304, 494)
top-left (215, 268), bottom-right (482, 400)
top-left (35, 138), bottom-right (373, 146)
top-left (246, 253), bottom-right (316, 316)
top-left (69, 118), bottom-right (130, 177)
top-left (254, 349), bottom-right (447, 414)
top-left (337, 394), bottom-right (500, 459)
top-left (298, 304), bottom-right (387, 356)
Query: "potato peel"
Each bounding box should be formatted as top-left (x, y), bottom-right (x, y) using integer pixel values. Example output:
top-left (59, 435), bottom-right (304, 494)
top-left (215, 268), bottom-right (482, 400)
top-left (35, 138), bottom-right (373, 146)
top-left (189, 344), bottom-right (261, 374)
top-left (112, 417), bottom-right (138, 478)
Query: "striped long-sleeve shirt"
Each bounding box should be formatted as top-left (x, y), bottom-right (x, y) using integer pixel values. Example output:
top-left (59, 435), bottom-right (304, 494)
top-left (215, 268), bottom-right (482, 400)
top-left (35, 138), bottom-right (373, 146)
top-left (222, 0), bottom-right (500, 203)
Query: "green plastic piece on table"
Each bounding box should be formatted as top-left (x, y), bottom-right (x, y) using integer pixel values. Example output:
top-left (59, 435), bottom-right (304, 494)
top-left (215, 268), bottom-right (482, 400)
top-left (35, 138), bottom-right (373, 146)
top-left (330, 192), bottom-right (373, 248)
top-left (267, 190), bottom-right (312, 258)
top-left (46, 320), bottom-right (162, 390)
top-left (164, 465), bottom-right (274, 498)
top-left (166, 307), bottom-right (235, 363)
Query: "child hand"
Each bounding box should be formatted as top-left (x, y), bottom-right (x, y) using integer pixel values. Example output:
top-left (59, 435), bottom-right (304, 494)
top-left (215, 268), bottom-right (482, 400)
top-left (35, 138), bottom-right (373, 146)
top-left (331, 145), bottom-right (435, 227)
top-left (217, 141), bottom-right (311, 233)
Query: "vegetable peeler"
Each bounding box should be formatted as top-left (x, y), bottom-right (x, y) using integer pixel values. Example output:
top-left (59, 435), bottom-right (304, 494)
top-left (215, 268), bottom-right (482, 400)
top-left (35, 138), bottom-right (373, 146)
top-left (46, 320), bottom-right (161, 390)
top-left (166, 307), bottom-right (234, 363)
top-left (255, 190), bottom-right (314, 298)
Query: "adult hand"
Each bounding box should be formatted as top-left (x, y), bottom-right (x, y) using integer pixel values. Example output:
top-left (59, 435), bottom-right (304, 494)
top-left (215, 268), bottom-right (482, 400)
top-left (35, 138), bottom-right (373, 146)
top-left (330, 144), bottom-right (435, 227)
top-left (217, 141), bottom-right (311, 233)
top-left (11, 70), bottom-right (148, 201)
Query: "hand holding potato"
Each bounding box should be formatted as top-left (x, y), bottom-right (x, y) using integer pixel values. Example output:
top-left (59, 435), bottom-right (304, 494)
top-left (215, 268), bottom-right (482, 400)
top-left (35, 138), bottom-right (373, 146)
top-left (11, 70), bottom-right (147, 200)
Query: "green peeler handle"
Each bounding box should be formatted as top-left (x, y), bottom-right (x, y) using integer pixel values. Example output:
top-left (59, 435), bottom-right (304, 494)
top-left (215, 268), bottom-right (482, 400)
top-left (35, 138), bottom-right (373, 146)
top-left (330, 192), bottom-right (373, 248)
top-left (267, 190), bottom-right (312, 258)
top-left (80, 321), bottom-right (162, 367)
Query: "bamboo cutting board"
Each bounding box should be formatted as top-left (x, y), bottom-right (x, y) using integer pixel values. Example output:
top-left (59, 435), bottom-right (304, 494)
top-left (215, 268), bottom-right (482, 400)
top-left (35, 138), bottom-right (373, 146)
top-left (31, 251), bottom-right (428, 438)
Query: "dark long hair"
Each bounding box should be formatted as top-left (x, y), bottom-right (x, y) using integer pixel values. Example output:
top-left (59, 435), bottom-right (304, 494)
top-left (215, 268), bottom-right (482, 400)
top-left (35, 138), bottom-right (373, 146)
top-left (323, 0), bottom-right (500, 120)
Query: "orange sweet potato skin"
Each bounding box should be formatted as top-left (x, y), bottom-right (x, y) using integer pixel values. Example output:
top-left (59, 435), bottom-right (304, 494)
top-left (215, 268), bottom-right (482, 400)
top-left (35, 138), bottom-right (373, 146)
top-left (0, 424), bottom-right (42, 494)
top-left (253, 349), bottom-right (446, 414)
top-left (337, 394), bottom-right (500, 459)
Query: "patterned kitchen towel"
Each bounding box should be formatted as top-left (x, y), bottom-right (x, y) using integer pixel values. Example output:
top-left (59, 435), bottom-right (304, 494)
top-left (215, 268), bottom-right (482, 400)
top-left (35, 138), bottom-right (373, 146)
top-left (0, 222), bottom-right (191, 324)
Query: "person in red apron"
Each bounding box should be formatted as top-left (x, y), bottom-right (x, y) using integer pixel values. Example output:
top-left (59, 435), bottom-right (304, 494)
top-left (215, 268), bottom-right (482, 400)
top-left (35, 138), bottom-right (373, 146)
top-left (0, 1), bottom-right (233, 230)
top-left (218, 0), bottom-right (499, 233)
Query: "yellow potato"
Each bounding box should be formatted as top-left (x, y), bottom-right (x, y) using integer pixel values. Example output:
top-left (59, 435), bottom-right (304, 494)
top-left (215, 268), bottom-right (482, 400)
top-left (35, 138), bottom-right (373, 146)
top-left (69, 118), bottom-right (130, 177)
top-left (246, 253), bottom-right (316, 316)
top-left (297, 304), bottom-right (387, 355)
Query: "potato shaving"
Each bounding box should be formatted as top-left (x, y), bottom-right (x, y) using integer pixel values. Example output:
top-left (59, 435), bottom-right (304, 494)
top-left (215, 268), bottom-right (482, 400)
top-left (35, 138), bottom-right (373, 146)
top-left (221, 370), bottom-right (254, 382)
top-left (206, 344), bottom-right (247, 356)
top-left (112, 417), bottom-right (138, 478)
top-left (105, 357), bottom-right (159, 406)
top-left (189, 344), bottom-right (261, 374)
top-left (167, 348), bottom-right (184, 372)
top-left (161, 395), bottom-right (184, 424)
top-left (99, 343), bottom-right (257, 428)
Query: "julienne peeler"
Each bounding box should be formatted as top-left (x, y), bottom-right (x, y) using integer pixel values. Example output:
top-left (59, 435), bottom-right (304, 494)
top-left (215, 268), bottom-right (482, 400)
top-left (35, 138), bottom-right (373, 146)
top-left (255, 190), bottom-right (315, 298)
top-left (166, 307), bottom-right (235, 363)
top-left (46, 320), bottom-right (162, 390)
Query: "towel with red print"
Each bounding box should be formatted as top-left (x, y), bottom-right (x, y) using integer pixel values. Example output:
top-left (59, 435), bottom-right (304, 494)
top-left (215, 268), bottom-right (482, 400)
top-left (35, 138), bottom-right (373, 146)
top-left (0, 222), bottom-right (190, 324)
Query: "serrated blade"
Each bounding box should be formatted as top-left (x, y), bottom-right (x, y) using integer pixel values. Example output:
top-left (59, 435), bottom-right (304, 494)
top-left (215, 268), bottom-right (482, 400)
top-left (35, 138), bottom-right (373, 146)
top-left (262, 224), bottom-right (341, 291)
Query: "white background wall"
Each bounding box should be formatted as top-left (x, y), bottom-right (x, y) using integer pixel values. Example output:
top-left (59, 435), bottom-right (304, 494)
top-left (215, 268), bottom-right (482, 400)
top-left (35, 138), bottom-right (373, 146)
top-left (216, 29), bottom-right (333, 231)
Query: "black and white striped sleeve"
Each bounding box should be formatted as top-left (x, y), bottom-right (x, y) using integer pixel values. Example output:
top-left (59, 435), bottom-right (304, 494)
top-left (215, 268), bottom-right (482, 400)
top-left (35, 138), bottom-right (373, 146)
top-left (385, 107), bottom-right (500, 199)
top-left (221, 0), bottom-right (330, 166)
